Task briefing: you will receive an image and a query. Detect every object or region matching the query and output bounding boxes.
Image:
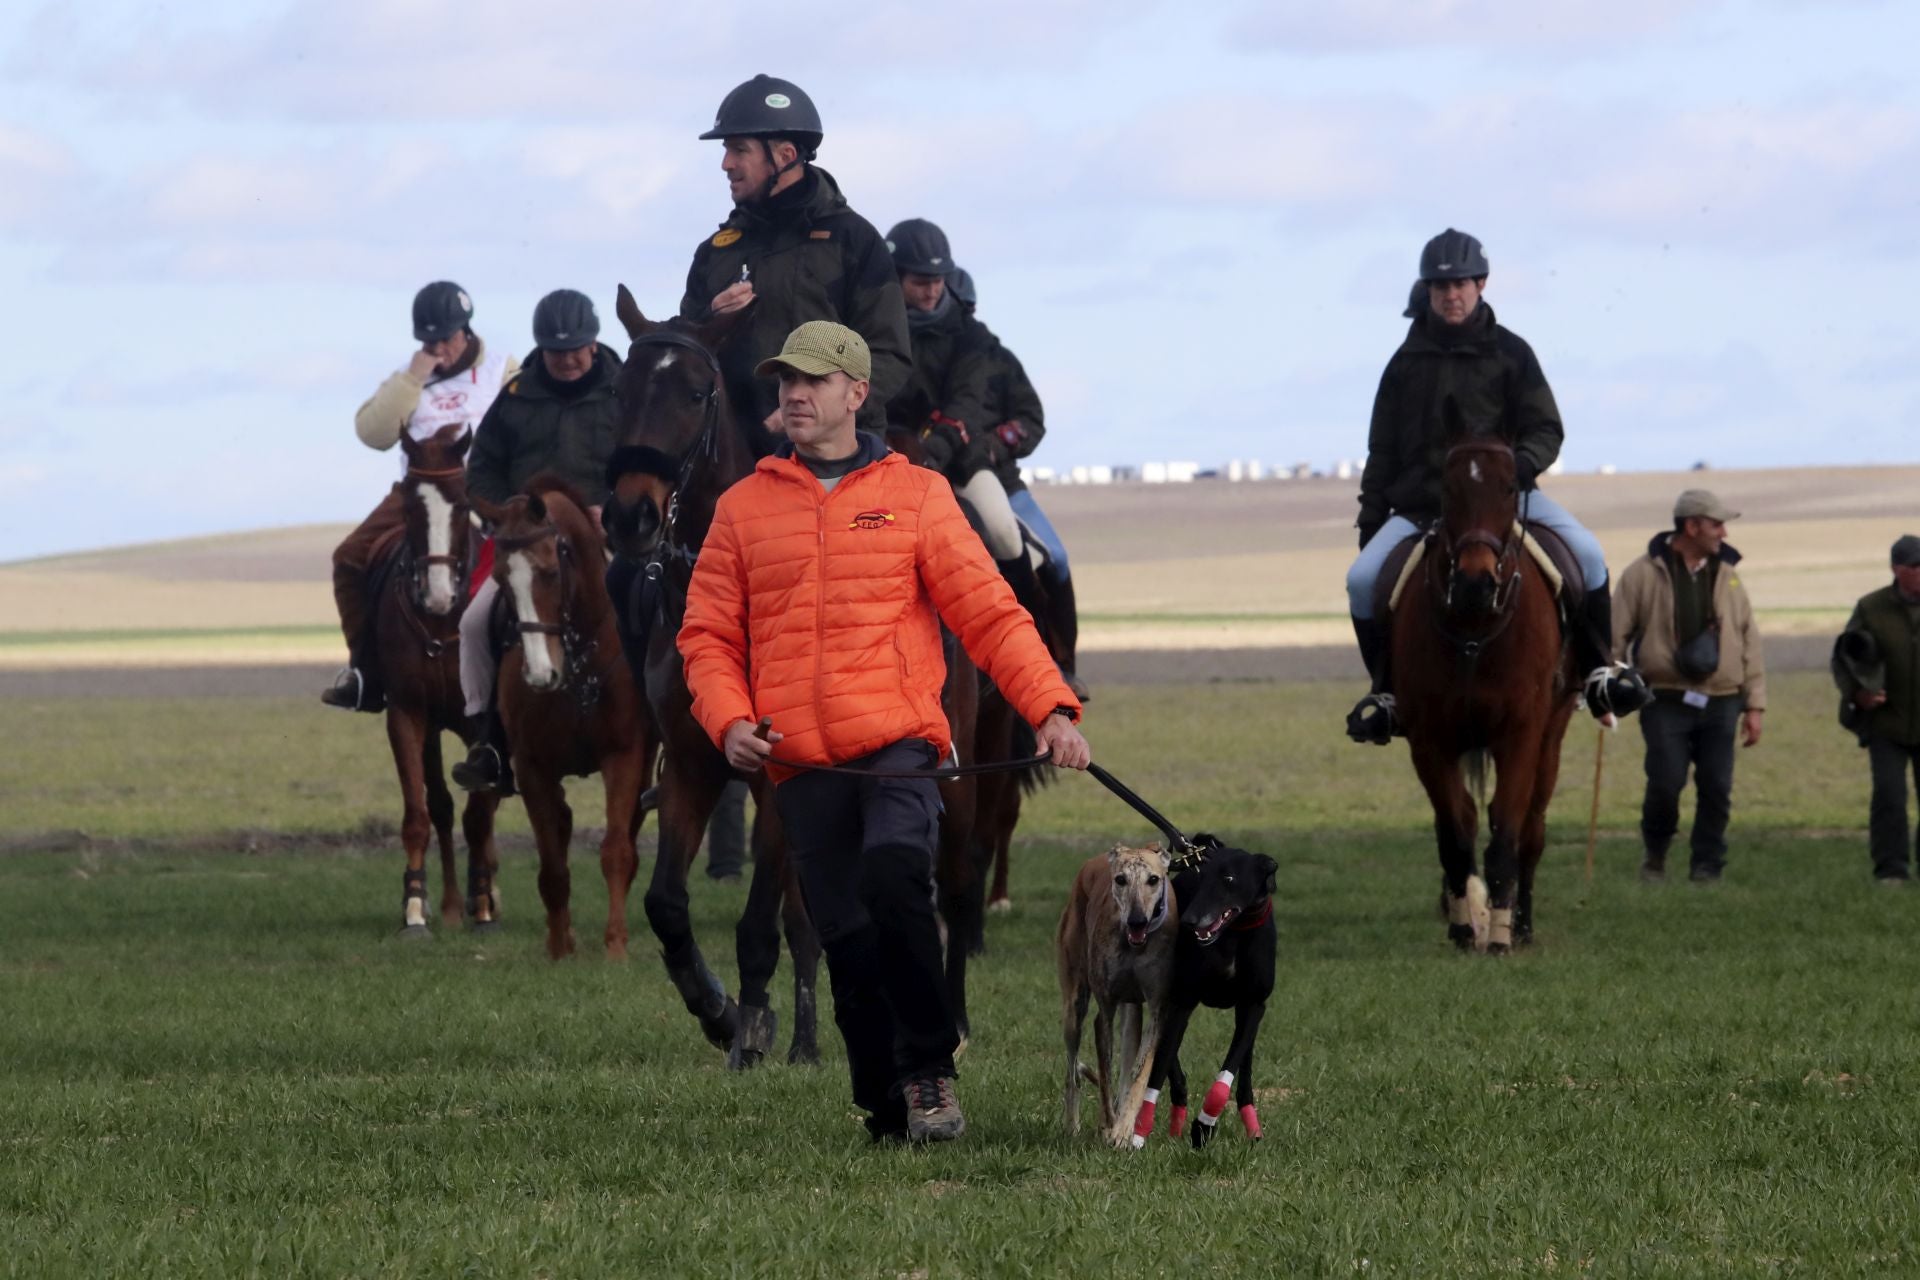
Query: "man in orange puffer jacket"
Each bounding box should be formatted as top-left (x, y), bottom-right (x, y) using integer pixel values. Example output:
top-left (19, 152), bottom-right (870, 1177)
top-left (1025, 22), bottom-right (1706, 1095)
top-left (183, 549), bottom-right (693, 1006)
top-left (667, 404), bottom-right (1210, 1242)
top-left (680, 320), bottom-right (1089, 1145)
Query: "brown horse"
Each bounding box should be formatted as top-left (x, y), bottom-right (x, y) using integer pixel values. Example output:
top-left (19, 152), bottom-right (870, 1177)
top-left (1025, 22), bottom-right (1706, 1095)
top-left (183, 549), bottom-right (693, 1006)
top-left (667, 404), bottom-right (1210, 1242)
top-left (474, 477), bottom-right (654, 960)
top-left (370, 424), bottom-right (500, 937)
top-left (601, 289), bottom-right (820, 1068)
top-left (1393, 433), bottom-right (1578, 952)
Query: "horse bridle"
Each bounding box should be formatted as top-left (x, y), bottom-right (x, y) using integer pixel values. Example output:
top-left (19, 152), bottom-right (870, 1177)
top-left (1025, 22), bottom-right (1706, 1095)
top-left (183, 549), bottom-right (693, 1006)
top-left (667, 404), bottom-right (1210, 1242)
top-left (1428, 453), bottom-right (1532, 661)
top-left (621, 327), bottom-right (726, 622)
top-left (395, 463), bottom-right (471, 653)
top-left (493, 521), bottom-right (613, 710)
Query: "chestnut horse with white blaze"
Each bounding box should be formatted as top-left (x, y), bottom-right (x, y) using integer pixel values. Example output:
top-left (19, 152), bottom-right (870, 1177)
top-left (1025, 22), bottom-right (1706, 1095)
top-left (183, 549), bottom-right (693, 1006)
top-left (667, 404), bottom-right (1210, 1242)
top-left (372, 424), bottom-right (501, 937)
top-left (1393, 429), bottom-right (1578, 952)
top-left (475, 477), bottom-right (655, 960)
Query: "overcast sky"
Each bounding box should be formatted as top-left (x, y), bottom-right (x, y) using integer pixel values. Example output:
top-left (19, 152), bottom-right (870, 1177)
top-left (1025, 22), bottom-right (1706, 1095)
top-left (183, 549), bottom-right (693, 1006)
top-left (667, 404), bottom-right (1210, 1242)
top-left (2, 0), bottom-right (1914, 559)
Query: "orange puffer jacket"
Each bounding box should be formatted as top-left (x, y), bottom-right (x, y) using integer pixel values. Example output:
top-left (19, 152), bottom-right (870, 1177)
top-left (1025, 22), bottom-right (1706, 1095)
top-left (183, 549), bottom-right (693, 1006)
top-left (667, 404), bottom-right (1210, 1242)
top-left (679, 441), bottom-right (1079, 777)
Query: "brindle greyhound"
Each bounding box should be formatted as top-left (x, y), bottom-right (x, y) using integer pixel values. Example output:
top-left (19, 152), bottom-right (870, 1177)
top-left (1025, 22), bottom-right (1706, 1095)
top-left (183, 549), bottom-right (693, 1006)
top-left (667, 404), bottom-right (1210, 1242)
top-left (1058, 844), bottom-right (1176, 1148)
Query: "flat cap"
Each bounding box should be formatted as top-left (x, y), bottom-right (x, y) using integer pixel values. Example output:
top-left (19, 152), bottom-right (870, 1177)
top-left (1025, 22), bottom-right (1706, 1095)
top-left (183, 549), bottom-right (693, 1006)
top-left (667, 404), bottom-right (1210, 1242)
top-left (1673, 489), bottom-right (1740, 523)
top-left (1891, 535), bottom-right (1920, 568)
top-left (754, 321), bottom-right (871, 382)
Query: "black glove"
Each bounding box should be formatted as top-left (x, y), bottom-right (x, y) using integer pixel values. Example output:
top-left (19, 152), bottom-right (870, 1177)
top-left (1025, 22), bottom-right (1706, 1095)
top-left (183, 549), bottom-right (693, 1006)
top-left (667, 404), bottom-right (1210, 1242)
top-left (918, 427), bottom-right (953, 471)
top-left (1516, 457), bottom-right (1540, 490)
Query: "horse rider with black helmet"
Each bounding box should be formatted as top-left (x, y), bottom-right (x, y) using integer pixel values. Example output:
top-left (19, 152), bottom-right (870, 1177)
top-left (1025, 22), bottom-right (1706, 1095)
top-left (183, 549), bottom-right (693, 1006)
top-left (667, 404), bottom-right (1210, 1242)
top-left (324, 282), bottom-right (517, 712)
top-left (449, 289), bottom-right (626, 795)
top-left (1345, 228), bottom-right (1651, 743)
top-left (680, 74), bottom-right (911, 445)
top-left (944, 262), bottom-right (1089, 701)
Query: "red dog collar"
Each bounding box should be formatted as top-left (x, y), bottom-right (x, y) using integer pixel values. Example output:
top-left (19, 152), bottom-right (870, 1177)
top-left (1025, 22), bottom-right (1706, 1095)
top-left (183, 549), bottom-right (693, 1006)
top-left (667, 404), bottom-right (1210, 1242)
top-left (1229, 897), bottom-right (1272, 931)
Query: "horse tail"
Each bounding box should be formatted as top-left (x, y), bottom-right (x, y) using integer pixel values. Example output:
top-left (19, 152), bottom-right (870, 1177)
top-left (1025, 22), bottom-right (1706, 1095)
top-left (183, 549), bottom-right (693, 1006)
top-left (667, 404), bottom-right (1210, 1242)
top-left (1013, 716), bottom-right (1051, 794)
top-left (1461, 749), bottom-right (1490, 808)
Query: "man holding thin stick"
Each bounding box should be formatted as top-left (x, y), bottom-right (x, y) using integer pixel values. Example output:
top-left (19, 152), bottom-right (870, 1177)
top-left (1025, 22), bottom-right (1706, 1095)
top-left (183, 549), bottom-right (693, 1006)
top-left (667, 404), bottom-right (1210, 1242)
top-left (678, 321), bottom-right (1087, 1144)
top-left (1613, 490), bottom-right (1766, 884)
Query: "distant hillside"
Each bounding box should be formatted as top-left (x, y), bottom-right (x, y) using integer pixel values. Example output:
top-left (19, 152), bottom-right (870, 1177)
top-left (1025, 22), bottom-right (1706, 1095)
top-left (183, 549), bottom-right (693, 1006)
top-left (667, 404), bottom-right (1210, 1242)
top-left (2, 466), bottom-right (1912, 665)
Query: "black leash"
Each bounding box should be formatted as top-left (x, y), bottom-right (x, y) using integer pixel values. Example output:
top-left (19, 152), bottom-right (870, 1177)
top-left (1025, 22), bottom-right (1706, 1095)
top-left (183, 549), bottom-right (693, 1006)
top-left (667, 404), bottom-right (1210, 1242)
top-left (1086, 763), bottom-right (1206, 864)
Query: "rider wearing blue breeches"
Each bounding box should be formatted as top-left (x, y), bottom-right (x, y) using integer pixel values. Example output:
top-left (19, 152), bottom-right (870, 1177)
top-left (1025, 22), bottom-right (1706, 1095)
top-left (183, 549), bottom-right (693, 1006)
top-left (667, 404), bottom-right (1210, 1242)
top-left (1345, 229), bottom-right (1649, 743)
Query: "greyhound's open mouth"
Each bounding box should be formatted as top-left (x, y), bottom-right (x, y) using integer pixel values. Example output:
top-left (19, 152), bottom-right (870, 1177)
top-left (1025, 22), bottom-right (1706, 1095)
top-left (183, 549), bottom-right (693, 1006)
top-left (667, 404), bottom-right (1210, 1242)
top-left (1125, 924), bottom-right (1150, 947)
top-left (1192, 906), bottom-right (1238, 946)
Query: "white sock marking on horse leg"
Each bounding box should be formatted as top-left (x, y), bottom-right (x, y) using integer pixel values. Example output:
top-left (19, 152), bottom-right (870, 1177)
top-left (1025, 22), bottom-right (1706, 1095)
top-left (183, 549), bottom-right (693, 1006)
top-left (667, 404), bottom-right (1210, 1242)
top-left (418, 483), bottom-right (456, 613)
top-left (507, 553), bottom-right (558, 687)
top-left (1467, 875), bottom-right (1491, 951)
top-left (405, 896), bottom-right (426, 927)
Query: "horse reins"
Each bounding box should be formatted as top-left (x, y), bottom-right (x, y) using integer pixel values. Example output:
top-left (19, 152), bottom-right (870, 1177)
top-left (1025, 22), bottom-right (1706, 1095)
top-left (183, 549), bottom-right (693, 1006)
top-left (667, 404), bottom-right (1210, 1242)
top-left (494, 520), bottom-right (619, 710)
top-left (619, 328), bottom-right (727, 632)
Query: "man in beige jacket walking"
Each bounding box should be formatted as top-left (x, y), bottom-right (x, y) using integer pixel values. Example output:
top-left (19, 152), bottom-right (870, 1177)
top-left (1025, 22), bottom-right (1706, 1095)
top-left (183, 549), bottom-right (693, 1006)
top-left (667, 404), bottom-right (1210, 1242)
top-left (1613, 490), bottom-right (1767, 883)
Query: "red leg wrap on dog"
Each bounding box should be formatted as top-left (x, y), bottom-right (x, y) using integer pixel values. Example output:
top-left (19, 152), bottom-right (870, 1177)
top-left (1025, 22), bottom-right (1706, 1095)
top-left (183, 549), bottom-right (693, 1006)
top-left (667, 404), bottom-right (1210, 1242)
top-left (1198, 1071), bottom-right (1233, 1127)
top-left (1239, 1103), bottom-right (1261, 1139)
top-left (1168, 1105), bottom-right (1188, 1138)
top-left (1130, 1089), bottom-right (1159, 1147)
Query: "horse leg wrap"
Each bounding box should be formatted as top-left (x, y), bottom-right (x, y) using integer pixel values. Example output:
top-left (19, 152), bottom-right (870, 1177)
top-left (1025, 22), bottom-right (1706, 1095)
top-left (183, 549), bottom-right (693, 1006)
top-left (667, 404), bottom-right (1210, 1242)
top-left (1445, 893), bottom-right (1470, 927)
top-left (1489, 907), bottom-right (1514, 949)
top-left (1129, 1088), bottom-right (1159, 1149)
top-left (466, 864), bottom-right (494, 922)
top-left (727, 1004), bottom-right (778, 1071)
top-left (1198, 1071), bottom-right (1234, 1128)
top-left (1239, 1103), bottom-right (1262, 1140)
top-left (403, 869), bottom-right (428, 928)
top-left (1168, 1105), bottom-right (1188, 1138)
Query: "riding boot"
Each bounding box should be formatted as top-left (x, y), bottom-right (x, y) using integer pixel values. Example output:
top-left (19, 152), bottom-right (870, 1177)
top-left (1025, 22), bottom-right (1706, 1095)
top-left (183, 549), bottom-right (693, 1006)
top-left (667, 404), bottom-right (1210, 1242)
top-left (1577, 580), bottom-right (1651, 721)
top-left (1345, 615), bottom-right (1398, 745)
top-left (1045, 570), bottom-right (1090, 703)
top-left (451, 710), bottom-right (516, 797)
top-left (320, 577), bottom-right (386, 712)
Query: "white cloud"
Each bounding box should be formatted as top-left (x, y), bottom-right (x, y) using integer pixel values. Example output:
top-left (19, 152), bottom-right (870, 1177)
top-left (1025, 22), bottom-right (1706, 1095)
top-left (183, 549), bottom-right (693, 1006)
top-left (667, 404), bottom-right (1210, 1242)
top-left (1228, 0), bottom-right (1710, 53)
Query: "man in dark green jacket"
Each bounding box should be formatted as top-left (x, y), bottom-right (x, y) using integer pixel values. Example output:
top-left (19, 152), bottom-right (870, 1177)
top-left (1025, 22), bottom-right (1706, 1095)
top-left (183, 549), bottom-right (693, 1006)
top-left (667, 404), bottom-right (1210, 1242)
top-left (452, 289), bottom-right (624, 794)
top-left (1344, 228), bottom-right (1649, 743)
top-left (680, 75), bottom-right (910, 446)
top-left (1832, 535), bottom-right (1920, 884)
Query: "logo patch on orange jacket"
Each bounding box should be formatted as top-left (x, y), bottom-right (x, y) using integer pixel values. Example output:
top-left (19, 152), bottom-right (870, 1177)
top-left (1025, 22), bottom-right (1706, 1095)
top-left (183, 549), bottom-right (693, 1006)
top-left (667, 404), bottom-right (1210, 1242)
top-left (850, 510), bottom-right (895, 531)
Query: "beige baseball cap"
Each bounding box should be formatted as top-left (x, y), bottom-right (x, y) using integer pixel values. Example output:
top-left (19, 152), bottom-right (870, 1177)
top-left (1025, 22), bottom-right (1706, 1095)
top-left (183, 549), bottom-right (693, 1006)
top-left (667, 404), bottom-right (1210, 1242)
top-left (754, 321), bottom-right (871, 382)
top-left (1673, 489), bottom-right (1740, 522)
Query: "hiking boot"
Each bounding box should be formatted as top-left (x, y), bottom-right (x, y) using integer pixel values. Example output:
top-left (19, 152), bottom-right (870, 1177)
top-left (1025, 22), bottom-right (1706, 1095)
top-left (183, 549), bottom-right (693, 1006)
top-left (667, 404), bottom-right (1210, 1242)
top-left (1639, 856), bottom-right (1666, 884)
top-left (1584, 664), bottom-right (1651, 721)
top-left (1874, 874), bottom-right (1908, 889)
top-left (903, 1075), bottom-right (966, 1143)
top-left (1689, 868), bottom-right (1723, 887)
top-left (320, 666), bottom-right (383, 713)
top-left (1346, 692), bottom-right (1399, 745)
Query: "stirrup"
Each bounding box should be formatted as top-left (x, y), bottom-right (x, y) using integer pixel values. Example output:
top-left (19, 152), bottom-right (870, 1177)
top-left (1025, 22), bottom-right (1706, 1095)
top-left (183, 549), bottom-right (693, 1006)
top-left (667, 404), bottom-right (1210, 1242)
top-left (320, 666), bottom-right (377, 711)
top-left (1584, 664), bottom-right (1650, 720)
top-left (1346, 692), bottom-right (1399, 745)
top-left (452, 744), bottom-right (504, 794)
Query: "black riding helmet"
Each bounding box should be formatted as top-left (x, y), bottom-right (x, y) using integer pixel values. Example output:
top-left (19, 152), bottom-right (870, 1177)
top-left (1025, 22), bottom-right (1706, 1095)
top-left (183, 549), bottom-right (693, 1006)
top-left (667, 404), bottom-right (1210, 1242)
top-left (886, 219), bottom-right (953, 276)
top-left (532, 288), bottom-right (600, 352)
top-left (1419, 228), bottom-right (1489, 282)
top-left (1402, 279), bottom-right (1428, 319)
top-left (413, 281), bottom-right (473, 342)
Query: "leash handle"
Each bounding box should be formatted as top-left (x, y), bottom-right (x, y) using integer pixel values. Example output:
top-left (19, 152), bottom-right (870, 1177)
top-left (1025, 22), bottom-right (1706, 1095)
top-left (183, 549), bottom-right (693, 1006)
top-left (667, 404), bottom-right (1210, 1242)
top-left (1086, 762), bottom-right (1202, 863)
top-left (754, 717), bottom-right (774, 741)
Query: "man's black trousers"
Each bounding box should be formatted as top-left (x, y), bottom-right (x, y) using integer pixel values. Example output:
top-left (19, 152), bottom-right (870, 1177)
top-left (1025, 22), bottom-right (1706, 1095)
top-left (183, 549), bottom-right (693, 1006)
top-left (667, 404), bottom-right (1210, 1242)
top-left (773, 740), bottom-right (957, 1131)
top-left (1639, 693), bottom-right (1742, 876)
top-left (1866, 737), bottom-right (1920, 881)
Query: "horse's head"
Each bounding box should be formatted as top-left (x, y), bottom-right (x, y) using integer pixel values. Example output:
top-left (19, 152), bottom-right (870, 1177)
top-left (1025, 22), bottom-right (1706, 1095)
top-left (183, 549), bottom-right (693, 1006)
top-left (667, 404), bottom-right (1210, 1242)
top-left (477, 484), bottom-right (595, 692)
top-left (603, 284), bottom-right (754, 560)
top-left (398, 423), bottom-right (471, 616)
top-left (1436, 398), bottom-right (1520, 620)
top-left (883, 423), bottom-right (926, 466)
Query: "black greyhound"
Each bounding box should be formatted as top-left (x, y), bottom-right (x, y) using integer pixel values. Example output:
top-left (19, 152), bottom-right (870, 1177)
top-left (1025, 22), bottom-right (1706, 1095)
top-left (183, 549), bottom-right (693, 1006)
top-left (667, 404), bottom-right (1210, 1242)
top-left (1131, 836), bottom-right (1278, 1149)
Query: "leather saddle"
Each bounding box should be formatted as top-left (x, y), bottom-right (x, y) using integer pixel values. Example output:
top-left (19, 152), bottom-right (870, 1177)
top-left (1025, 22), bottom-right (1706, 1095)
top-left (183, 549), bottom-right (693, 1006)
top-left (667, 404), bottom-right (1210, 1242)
top-left (1374, 521), bottom-right (1587, 624)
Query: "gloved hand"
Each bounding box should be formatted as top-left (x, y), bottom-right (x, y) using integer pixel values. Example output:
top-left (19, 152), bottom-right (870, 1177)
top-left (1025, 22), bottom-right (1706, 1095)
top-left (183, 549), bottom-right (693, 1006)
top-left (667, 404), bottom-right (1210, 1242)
top-left (919, 422), bottom-right (962, 472)
top-left (1516, 457), bottom-right (1540, 490)
top-left (994, 420), bottom-right (1028, 453)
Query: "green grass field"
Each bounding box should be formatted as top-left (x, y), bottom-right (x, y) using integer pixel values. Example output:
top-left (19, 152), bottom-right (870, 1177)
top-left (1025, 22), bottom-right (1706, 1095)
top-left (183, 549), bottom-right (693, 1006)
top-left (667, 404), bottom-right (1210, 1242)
top-left (4, 675), bottom-right (1919, 1275)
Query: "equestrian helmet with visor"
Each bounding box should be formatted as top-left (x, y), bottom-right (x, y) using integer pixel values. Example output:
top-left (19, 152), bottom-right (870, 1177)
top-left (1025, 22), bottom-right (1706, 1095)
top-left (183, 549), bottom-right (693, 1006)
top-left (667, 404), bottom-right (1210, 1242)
top-left (886, 219), bottom-right (953, 277)
top-left (699, 74), bottom-right (823, 159)
top-left (532, 288), bottom-right (600, 352)
top-left (413, 280), bottom-right (474, 342)
top-left (1419, 228), bottom-right (1489, 282)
